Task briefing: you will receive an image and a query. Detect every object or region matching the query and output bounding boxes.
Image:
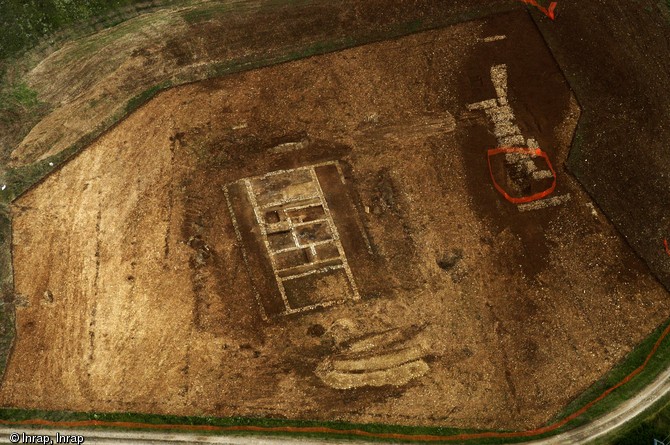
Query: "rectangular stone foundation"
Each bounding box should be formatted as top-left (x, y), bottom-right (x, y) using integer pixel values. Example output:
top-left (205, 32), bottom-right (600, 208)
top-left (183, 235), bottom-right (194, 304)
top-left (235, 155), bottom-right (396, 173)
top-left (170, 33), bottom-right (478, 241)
top-left (225, 161), bottom-right (363, 319)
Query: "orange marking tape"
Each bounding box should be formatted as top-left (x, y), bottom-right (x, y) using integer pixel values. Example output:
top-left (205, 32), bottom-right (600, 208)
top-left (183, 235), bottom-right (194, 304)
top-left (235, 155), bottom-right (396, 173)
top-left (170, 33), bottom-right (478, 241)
top-left (2, 320), bottom-right (670, 443)
top-left (487, 147), bottom-right (557, 204)
top-left (520, 0), bottom-right (558, 20)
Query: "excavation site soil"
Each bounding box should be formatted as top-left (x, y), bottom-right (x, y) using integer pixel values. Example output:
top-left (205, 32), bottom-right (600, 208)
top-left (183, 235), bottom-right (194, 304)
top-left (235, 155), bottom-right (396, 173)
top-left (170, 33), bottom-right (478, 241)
top-left (2, 11), bottom-right (669, 431)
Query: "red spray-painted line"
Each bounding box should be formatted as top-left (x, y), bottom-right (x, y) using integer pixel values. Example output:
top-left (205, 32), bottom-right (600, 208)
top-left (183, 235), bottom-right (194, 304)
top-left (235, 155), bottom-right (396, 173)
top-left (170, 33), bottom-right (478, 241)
top-left (487, 147), bottom-right (557, 204)
top-left (520, 0), bottom-right (558, 20)
top-left (2, 321), bottom-right (670, 442)
top-left (664, 239), bottom-right (670, 256)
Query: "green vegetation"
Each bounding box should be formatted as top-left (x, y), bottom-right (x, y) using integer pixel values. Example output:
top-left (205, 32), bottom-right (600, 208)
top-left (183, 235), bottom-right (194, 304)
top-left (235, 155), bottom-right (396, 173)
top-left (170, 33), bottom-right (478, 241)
top-left (4, 314), bottom-right (669, 443)
top-left (611, 397), bottom-right (670, 445)
top-left (550, 319), bottom-right (670, 432)
top-left (0, 0), bottom-right (165, 61)
top-left (0, 124), bottom-right (103, 204)
top-left (0, 407), bottom-right (561, 444)
top-left (0, 80), bottom-right (44, 125)
top-left (0, 204), bottom-right (14, 380)
top-left (3, 154), bottom-right (64, 202)
top-left (0, 82), bottom-right (39, 111)
top-left (612, 396), bottom-right (670, 445)
top-left (124, 82), bottom-right (171, 115)
top-left (181, 2), bottom-right (239, 23)
top-left (0, 66), bottom-right (48, 165)
top-left (584, 389), bottom-right (670, 444)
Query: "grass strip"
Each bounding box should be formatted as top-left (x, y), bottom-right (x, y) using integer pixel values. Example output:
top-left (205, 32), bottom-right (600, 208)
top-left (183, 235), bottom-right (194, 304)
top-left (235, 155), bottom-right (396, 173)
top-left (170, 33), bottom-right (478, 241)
top-left (124, 82), bottom-right (171, 114)
top-left (596, 391), bottom-right (670, 445)
top-left (0, 204), bottom-right (14, 382)
top-left (0, 0), bottom-right (187, 62)
top-left (0, 407), bottom-right (561, 444)
top-left (551, 318), bottom-right (670, 431)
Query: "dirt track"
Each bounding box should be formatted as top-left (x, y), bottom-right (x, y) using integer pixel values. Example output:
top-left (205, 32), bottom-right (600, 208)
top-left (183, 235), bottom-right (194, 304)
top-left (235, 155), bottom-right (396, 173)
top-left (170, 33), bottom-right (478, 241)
top-left (2, 10), bottom-right (670, 432)
top-left (2, 353), bottom-right (670, 443)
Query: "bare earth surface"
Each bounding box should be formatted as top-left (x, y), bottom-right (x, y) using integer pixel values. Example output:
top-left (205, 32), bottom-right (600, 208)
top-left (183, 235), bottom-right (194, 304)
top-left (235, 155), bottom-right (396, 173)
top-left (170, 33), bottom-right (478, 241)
top-left (2, 12), bottom-right (669, 432)
top-left (536, 0), bottom-right (670, 299)
top-left (3, 0), bottom-right (517, 168)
